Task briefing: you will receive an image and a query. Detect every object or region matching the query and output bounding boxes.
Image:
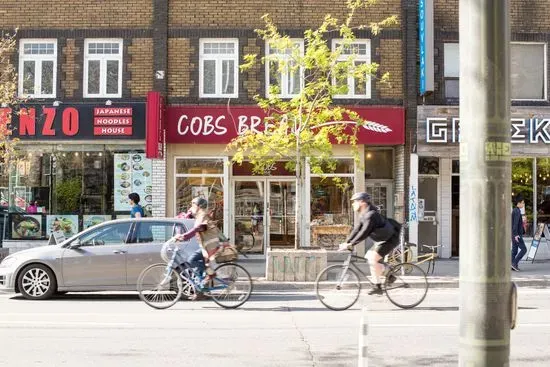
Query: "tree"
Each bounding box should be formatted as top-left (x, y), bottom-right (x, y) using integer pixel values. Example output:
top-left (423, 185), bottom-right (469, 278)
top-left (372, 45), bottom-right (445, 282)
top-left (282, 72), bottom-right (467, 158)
top-left (227, 0), bottom-right (398, 249)
top-left (0, 31), bottom-right (19, 175)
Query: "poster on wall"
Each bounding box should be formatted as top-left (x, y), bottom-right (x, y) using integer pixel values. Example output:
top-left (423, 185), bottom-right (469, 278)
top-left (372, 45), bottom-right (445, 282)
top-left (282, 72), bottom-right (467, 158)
top-left (46, 215), bottom-right (79, 238)
top-left (11, 214), bottom-right (42, 239)
top-left (114, 153), bottom-right (153, 212)
top-left (83, 215), bottom-right (112, 230)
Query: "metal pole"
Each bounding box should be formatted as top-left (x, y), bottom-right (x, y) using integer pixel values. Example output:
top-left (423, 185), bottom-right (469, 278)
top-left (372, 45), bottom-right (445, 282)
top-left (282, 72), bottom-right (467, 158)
top-left (459, 1), bottom-right (512, 366)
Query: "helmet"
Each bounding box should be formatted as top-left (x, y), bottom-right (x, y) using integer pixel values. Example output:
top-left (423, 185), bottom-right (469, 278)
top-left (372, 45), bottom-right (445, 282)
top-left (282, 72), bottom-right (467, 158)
top-left (191, 197), bottom-right (208, 209)
top-left (350, 192), bottom-right (371, 203)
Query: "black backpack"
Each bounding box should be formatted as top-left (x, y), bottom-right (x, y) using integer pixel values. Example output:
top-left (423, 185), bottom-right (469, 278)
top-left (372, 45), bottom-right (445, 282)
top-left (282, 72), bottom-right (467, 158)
top-left (386, 217), bottom-right (402, 234)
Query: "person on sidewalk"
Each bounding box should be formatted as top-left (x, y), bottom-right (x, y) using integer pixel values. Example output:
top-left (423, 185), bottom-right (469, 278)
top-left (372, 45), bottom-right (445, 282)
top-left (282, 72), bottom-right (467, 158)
top-left (128, 193), bottom-right (144, 218)
top-left (339, 192), bottom-right (401, 295)
top-left (512, 194), bottom-right (527, 271)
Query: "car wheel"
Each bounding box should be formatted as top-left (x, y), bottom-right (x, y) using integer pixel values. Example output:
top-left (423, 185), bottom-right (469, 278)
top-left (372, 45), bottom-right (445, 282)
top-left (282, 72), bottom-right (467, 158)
top-left (17, 264), bottom-right (57, 300)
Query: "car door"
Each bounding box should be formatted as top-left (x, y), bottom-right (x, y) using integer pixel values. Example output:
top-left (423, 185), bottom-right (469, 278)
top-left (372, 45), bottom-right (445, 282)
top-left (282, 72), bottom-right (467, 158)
top-left (61, 222), bottom-right (132, 287)
top-left (125, 221), bottom-right (186, 286)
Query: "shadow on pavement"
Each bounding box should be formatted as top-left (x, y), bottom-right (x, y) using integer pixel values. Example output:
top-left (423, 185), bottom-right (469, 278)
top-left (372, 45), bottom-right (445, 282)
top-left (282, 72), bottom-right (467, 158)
top-left (9, 293), bottom-right (141, 302)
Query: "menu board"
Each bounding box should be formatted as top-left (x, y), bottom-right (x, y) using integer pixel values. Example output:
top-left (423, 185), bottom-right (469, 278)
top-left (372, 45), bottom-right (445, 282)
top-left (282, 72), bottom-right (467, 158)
top-left (46, 215), bottom-right (79, 237)
top-left (83, 215), bottom-right (112, 230)
top-left (11, 214), bottom-right (42, 239)
top-left (114, 153), bottom-right (153, 212)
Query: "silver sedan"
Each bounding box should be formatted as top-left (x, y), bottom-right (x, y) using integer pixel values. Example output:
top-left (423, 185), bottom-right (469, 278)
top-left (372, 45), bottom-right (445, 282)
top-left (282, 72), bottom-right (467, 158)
top-left (0, 218), bottom-right (199, 300)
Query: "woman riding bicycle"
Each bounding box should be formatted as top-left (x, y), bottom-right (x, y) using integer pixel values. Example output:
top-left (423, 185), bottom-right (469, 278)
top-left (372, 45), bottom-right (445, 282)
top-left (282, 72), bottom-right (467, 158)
top-left (339, 192), bottom-right (401, 295)
top-left (176, 197), bottom-right (220, 285)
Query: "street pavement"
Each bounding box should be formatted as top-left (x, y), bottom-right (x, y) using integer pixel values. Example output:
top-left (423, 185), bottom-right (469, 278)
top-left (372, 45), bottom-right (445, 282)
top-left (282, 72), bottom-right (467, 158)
top-left (1, 287), bottom-right (549, 366)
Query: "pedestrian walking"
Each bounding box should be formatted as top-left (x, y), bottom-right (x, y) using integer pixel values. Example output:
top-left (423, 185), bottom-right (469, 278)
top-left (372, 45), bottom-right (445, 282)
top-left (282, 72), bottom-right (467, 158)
top-left (512, 194), bottom-right (527, 271)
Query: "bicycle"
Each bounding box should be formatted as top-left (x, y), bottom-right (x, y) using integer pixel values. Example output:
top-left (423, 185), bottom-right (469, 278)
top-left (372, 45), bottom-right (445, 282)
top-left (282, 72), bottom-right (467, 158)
top-left (315, 247), bottom-right (428, 311)
top-left (137, 237), bottom-right (253, 310)
top-left (388, 243), bottom-right (440, 275)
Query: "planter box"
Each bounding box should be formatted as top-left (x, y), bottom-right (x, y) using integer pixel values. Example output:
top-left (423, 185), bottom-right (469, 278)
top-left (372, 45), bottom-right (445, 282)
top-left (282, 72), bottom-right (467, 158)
top-left (266, 248), bottom-right (327, 281)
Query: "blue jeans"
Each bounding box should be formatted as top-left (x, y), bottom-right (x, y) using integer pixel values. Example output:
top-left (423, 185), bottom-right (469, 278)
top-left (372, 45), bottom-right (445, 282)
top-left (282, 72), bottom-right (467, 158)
top-left (188, 248), bottom-right (206, 275)
top-left (512, 236), bottom-right (527, 267)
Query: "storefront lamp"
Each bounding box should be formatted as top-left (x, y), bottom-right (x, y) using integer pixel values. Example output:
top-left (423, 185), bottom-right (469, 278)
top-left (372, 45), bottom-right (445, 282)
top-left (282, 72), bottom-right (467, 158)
top-left (105, 100), bottom-right (113, 106)
top-left (52, 100), bottom-right (62, 107)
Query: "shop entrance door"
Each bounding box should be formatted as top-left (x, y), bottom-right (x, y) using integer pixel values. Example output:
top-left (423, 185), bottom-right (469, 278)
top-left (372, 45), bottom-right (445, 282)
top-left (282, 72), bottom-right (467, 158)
top-left (233, 178), bottom-right (296, 254)
top-left (267, 180), bottom-right (296, 248)
top-left (418, 176), bottom-right (439, 251)
top-left (233, 179), bottom-right (266, 254)
top-left (366, 181), bottom-right (393, 218)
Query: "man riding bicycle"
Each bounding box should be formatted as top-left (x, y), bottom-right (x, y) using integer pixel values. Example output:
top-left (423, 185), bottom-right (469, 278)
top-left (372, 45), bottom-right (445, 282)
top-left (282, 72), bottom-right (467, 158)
top-left (176, 197), bottom-right (220, 286)
top-left (339, 192), bottom-right (401, 295)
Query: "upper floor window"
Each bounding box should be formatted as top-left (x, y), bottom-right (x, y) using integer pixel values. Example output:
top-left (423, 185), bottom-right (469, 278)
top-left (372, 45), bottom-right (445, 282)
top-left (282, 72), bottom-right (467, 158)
top-left (332, 40), bottom-right (372, 99)
top-left (511, 43), bottom-right (547, 101)
top-left (84, 39), bottom-right (123, 98)
top-left (444, 42), bottom-right (547, 101)
top-left (18, 39), bottom-right (57, 98)
top-left (265, 40), bottom-right (304, 98)
top-left (443, 43), bottom-right (459, 99)
top-left (199, 39), bottom-right (238, 98)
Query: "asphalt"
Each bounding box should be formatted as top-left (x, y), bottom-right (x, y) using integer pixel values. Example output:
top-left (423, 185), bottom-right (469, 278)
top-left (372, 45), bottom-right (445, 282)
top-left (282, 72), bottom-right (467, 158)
top-left (239, 257), bottom-right (550, 291)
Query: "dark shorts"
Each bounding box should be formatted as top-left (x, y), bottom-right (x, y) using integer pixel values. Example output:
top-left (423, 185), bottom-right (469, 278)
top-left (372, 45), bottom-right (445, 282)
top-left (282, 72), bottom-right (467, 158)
top-left (371, 234), bottom-right (400, 257)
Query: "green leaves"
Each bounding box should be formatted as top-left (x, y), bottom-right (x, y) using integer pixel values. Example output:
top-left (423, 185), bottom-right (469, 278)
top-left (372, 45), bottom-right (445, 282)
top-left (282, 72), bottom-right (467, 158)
top-left (228, 0), bottom-right (397, 179)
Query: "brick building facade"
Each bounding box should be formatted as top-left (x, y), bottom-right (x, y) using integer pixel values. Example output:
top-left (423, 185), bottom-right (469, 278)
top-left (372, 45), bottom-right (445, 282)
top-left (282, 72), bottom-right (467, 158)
top-left (413, 0), bottom-right (550, 260)
top-left (1, 0), bottom-right (411, 253)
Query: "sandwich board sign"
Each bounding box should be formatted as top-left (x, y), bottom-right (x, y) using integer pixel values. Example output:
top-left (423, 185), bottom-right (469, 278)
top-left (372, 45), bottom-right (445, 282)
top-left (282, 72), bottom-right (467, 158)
top-left (48, 230), bottom-right (66, 246)
top-left (526, 223), bottom-right (549, 262)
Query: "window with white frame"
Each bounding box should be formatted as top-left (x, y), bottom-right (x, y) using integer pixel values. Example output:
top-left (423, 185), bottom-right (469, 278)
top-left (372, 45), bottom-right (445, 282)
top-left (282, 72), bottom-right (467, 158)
top-left (18, 39), bottom-right (57, 98)
top-left (199, 39), bottom-right (238, 98)
top-left (84, 39), bottom-right (123, 98)
top-left (444, 42), bottom-right (547, 100)
top-left (265, 40), bottom-right (303, 97)
top-left (332, 40), bottom-right (371, 98)
top-left (443, 43), bottom-right (459, 99)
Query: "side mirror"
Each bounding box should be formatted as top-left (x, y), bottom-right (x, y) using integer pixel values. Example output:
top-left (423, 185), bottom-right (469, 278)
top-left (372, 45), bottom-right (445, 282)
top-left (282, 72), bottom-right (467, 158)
top-left (69, 239), bottom-right (82, 249)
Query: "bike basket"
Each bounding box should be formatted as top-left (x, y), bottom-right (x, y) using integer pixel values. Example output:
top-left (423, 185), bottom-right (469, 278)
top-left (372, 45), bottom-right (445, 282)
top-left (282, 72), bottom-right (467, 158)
top-left (214, 245), bottom-right (238, 263)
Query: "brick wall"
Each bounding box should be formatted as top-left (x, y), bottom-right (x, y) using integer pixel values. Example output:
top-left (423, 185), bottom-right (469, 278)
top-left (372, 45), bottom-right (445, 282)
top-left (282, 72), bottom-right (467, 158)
top-left (127, 38), bottom-right (154, 97)
top-left (435, 0), bottom-right (550, 33)
top-left (61, 39), bottom-right (80, 98)
top-left (243, 38), bottom-right (262, 100)
top-left (378, 39), bottom-right (403, 99)
top-left (0, 0), bottom-right (152, 28)
top-left (167, 38), bottom-right (194, 98)
top-left (169, 0), bottom-right (401, 29)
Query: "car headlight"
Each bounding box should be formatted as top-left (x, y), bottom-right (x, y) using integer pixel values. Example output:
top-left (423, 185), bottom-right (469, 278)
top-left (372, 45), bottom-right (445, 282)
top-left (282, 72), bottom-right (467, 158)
top-left (0, 256), bottom-right (18, 268)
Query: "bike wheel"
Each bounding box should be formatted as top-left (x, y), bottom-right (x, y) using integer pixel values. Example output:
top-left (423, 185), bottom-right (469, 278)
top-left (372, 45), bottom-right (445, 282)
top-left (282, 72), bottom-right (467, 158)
top-left (315, 265), bottom-right (361, 311)
top-left (384, 263), bottom-right (428, 309)
top-left (208, 263), bottom-right (253, 309)
top-left (137, 263), bottom-right (184, 309)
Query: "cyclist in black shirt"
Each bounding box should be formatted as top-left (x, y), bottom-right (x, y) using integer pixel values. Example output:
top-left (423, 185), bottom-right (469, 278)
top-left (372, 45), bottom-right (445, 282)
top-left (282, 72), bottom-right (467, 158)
top-left (339, 192), bottom-right (400, 295)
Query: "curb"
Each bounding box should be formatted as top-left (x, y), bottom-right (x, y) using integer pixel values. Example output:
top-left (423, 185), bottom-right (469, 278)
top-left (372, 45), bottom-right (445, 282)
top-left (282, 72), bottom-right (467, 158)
top-left (250, 277), bottom-right (550, 291)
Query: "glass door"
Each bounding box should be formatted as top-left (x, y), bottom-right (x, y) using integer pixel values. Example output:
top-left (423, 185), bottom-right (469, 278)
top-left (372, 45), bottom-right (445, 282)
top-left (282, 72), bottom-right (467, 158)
top-left (366, 181), bottom-right (393, 218)
top-left (267, 180), bottom-right (296, 247)
top-left (233, 180), bottom-right (265, 254)
top-left (418, 176), bottom-right (439, 251)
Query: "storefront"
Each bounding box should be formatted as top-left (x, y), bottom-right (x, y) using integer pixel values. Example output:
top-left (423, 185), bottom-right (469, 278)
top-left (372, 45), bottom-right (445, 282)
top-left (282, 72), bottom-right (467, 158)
top-left (0, 102), bottom-right (149, 250)
top-left (412, 105), bottom-right (550, 259)
top-left (165, 105), bottom-right (405, 254)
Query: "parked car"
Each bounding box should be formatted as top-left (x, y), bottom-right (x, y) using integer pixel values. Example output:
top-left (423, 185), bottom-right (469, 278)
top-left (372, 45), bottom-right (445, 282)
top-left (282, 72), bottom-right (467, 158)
top-left (0, 218), bottom-right (199, 300)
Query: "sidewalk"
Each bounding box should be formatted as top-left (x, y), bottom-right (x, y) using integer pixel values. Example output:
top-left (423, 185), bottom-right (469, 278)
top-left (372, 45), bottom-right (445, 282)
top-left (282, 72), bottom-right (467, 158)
top-left (240, 258), bottom-right (550, 291)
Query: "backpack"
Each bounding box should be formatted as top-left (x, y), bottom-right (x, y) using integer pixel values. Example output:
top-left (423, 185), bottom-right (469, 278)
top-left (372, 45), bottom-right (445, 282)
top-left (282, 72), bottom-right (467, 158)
top-left (386, 217), bottom-right (402, 235)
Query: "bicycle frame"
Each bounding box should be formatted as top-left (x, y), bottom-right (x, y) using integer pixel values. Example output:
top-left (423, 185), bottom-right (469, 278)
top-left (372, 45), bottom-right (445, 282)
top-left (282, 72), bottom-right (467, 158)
top-left (337, 251), bottom-right (376, 287)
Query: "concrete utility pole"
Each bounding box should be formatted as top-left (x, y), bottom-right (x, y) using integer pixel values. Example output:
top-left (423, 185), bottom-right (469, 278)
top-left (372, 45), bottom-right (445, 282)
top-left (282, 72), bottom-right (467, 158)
top-left (459, 0), bottom-right (513, 366)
